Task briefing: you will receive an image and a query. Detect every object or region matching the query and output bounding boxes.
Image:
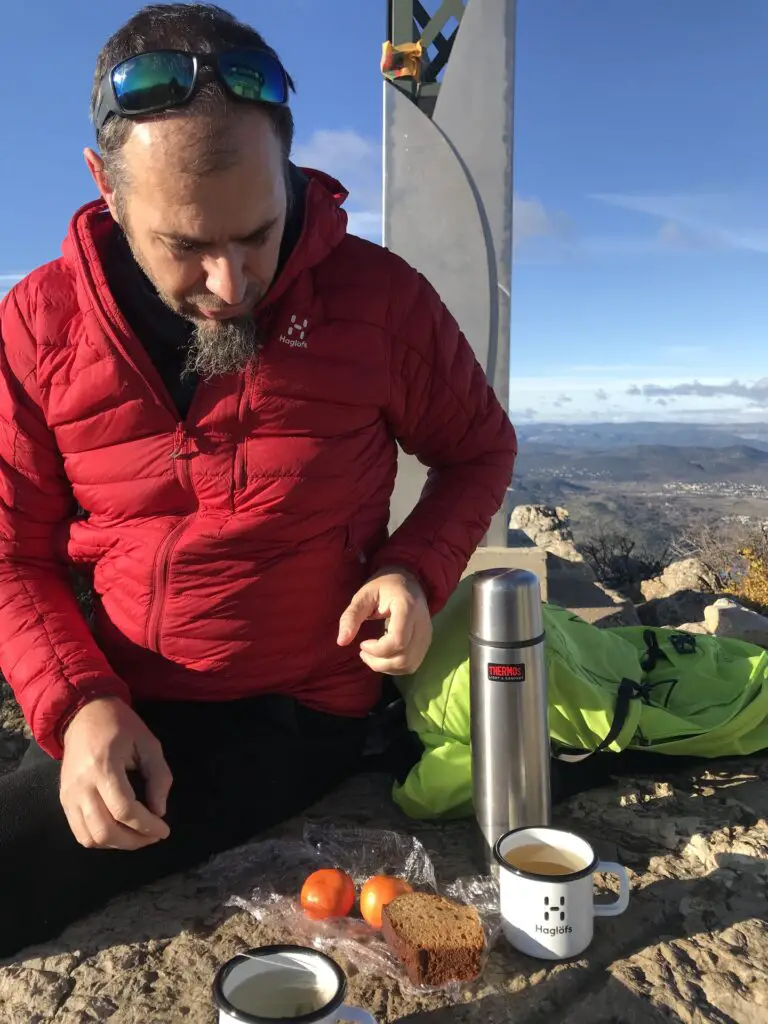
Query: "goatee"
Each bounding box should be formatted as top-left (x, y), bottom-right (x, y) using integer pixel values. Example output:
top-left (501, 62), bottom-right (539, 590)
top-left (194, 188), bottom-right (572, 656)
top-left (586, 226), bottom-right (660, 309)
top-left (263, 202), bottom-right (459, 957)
top-left (119, 226), bottom-right (262, 379)
top-left (184, 316), bottom-right (261, 379)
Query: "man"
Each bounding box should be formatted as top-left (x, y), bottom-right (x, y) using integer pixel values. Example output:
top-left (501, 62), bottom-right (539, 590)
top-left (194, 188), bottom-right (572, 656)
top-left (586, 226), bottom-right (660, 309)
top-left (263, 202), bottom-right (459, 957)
top-left (0, 3), bottom-right (515, 957)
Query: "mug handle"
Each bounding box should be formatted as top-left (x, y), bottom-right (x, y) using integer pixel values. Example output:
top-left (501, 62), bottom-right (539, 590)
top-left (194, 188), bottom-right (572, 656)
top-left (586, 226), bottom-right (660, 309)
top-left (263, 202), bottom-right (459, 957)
top-left (592, 860), bottom-right (630, 917)
top-left (338, 1007), bottom-right (377, 1023)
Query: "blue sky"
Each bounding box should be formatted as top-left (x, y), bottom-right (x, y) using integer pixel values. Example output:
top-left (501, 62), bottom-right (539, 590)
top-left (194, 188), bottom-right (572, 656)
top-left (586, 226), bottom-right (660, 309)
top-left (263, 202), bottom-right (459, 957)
top-left (1, 0), bottom-right (766, 424)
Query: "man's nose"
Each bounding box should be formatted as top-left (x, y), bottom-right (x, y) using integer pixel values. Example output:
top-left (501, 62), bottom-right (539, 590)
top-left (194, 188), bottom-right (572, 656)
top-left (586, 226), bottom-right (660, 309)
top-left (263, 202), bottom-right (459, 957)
top-left (203, 251), bottom-right (247, 307)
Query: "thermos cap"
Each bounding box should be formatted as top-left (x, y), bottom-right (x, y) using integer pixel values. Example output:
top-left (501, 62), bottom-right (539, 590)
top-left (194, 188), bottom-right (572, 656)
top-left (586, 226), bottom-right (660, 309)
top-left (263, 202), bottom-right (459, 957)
top-left (470, 568), bottom-right (544, 645)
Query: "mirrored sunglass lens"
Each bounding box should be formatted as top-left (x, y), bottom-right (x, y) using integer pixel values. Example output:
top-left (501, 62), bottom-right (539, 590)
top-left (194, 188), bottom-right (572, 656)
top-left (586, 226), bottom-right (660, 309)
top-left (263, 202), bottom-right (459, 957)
top-left (219, 49), bottom-right (287, 103)
top-left (113, 52), bottom-right (195, 112)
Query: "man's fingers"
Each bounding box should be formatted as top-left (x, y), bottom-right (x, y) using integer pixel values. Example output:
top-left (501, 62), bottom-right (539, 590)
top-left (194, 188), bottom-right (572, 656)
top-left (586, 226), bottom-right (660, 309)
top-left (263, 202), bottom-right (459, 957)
top-left (64, 804), bottom-right (96, 850)
top-left (137, 737), bottom-right (174, 819)
top-left (337, 587), bottom-right (379, 645)
top-left (359, 603), bottom-right (413, 659)
top-left (81, 790), bottom-right (161, 851)
top-left (100, 768), bottom-right (170, 841)
top-left (359, 614), bottom-right (432, 677)
top-left (360, 650), bottom-right (411, 676)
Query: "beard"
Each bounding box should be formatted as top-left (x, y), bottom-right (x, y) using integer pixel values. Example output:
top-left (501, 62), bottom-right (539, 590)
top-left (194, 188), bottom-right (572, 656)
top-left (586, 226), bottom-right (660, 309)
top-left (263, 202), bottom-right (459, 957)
top-left (121, 226), bottom-right (264, 379)
top-left (183, 314), bottom-right (261, 379)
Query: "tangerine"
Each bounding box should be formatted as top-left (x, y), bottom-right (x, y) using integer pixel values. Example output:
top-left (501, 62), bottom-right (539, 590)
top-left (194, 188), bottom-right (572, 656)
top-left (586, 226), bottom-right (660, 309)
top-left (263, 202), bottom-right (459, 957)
top-left (300, 868), bottom-right (356, 921)
top-left (359, 875), bottom-right (413, 930)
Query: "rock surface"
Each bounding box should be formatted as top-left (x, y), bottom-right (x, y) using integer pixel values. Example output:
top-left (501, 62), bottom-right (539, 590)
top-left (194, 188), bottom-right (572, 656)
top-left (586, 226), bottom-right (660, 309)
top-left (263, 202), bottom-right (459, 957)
top-left (705, 598), bottom-right (768, 648)
top-left (591, 583), bottom-right (641, 627)
top-left (2, 758), bottom-right (768, 1023)
top-left (1, 515), bottom-right (766, 1020)
top-left (665, 621), bottom-right (709, 635)
top-left (0, 684), bottom-right (29, 775)
top-left (509, 506), bottom-right (591, 568)
top-left (638, 557), bottom-right (722, 628)
top-left (637, 588), bottom-right (717, 628)
top-left (641, 558), bottom-right (716, 603)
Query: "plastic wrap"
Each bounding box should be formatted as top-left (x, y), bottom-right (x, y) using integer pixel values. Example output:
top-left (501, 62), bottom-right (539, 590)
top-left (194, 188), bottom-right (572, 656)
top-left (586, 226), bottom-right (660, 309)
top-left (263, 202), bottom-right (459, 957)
top-left (226, 824), bottom-right (500, 992)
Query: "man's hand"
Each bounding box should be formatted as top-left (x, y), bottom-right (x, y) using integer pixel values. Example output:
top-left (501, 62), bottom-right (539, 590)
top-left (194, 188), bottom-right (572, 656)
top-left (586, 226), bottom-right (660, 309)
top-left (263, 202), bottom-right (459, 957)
top-left (60, 697), bottom-right (173, 851)
top-left (337, 567), bottom-right (432, 675)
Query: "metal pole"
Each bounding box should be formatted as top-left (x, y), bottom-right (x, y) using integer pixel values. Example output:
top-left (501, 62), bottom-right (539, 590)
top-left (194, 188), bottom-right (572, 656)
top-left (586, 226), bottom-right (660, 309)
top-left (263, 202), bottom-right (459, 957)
top-left (383, 0), bottom-right (516, 545)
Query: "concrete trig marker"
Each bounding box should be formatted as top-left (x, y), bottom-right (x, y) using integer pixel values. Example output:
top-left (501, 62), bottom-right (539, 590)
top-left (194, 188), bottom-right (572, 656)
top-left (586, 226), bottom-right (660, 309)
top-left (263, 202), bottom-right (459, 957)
top-left (382, 0), bottom-right (516, 546)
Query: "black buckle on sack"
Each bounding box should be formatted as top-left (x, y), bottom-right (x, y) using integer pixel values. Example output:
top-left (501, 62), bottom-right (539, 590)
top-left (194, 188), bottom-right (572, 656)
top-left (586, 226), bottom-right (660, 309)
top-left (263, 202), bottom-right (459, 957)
top-left (669, 633), bottom-right (697, 655)
top-left (641, 630), bottom-right (665, 671)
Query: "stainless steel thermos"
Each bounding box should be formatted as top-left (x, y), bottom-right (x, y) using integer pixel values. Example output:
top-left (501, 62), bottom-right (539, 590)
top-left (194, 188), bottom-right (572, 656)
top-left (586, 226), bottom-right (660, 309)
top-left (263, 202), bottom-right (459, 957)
top-left (470, 568), bottom-right (552, 867)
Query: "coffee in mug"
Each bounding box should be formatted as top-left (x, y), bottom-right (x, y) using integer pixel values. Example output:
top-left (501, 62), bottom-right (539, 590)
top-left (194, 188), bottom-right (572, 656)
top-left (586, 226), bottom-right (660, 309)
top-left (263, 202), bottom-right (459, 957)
top-left (494, 826), bottom-right (630, 961)
top-left (503, 843), bottom-right (589, 876)
top-left (212, 946), bottom-right (377, 1023)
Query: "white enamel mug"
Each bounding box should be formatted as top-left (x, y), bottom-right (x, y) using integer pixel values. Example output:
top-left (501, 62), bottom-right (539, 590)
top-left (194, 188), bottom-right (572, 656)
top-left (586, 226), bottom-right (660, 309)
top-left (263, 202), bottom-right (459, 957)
top-left (213, 946), bottom-right (376, 1023)
top-left (494, 826), bottom-right (630, 960)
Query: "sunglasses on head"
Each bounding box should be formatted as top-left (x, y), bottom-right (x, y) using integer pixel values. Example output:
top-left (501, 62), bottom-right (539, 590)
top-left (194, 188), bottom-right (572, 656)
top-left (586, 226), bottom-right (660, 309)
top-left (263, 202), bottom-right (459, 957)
top-left (94, 48), bottom-right (290, 133)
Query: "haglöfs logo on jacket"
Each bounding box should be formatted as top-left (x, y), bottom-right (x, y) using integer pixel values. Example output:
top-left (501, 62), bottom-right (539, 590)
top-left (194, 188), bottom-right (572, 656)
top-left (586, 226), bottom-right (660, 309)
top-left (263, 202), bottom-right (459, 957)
top-left (280, 313), bottom-right (309, 349)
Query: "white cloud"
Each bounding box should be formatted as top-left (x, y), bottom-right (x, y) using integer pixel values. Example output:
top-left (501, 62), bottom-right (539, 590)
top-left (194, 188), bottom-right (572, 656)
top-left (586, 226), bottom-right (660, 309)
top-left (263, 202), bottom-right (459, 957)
top-left (592, 192), bottom-right (768, 255)
top-left (628, 378), bottom-right (768, 407)
top-left (513, 196), bottom-right (571, 248)
top-left (514, 195), bottom-right (730, 263)
top-left (656, 219), bottom-right (708, 250)
top-left (293, 129), bottom-right (382, 242)
top-left (510, 373), bottom-right (768, 424)
top-left (0, 272), bottom-right (25, 300)
top-left (346, 211), bottom-right (382, 238)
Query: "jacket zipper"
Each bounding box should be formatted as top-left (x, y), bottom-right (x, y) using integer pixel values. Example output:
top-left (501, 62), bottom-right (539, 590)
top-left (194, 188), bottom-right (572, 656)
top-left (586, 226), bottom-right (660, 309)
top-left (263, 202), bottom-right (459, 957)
top-left (170, 423), bottom-right (193, 492)
top-left (144, 427), bottom-right (194, 652)
top-left (234, 364), bottom-right (257, 494)
top-left (345, 526), bottom-right (367, 564)
top-left (145, 518), bottom-right (188, 654)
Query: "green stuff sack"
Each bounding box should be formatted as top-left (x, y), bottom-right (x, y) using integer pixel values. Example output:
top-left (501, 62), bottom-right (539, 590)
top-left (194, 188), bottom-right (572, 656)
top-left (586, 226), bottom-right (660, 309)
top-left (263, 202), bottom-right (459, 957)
top-left (610, 626), bottom-right (768, 757)
top-left (393, 577), bottom-right (768, 820)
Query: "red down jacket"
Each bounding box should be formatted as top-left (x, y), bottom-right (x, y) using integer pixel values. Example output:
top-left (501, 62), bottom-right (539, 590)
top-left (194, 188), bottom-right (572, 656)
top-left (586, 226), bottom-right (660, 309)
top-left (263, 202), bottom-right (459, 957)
top-left (0, 169), bottom-right (516, 759)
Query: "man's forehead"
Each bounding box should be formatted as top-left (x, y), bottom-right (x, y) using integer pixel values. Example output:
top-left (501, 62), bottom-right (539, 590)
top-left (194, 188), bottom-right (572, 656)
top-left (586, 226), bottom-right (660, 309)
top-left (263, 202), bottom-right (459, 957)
top-left (122, 109), bottom-right (282, 171)
top-left (122, 131), bottom-right (285, 236)
top-left (156, 212), bottom-right (281, 247)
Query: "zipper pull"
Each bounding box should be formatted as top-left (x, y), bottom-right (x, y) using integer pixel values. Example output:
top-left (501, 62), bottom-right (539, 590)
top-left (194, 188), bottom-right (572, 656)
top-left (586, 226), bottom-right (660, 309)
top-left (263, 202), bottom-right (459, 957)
top-left (170, 424), bottom-right (185, 459)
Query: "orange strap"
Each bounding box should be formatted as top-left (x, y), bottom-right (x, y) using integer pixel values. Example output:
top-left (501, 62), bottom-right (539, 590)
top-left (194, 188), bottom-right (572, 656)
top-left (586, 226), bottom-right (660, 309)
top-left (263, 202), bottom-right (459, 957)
top-left (381, 41), bottom-right (424, 82)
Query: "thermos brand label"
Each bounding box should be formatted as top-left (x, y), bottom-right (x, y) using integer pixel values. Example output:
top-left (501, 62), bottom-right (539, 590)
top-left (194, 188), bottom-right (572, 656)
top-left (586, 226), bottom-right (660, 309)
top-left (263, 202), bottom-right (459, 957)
top-left (488, 663), bottom-right (526, 681)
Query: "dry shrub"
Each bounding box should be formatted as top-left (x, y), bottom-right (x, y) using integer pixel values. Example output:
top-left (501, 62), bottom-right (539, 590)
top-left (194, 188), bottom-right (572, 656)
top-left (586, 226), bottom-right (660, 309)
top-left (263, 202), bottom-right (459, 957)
top-left (676, 520), bottom-right (768, 612)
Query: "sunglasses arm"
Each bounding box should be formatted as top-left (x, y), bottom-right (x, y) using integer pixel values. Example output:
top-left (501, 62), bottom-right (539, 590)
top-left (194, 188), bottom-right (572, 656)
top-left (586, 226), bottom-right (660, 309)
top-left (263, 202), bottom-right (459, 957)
top-left (93, 72), bottom-right (120, 135)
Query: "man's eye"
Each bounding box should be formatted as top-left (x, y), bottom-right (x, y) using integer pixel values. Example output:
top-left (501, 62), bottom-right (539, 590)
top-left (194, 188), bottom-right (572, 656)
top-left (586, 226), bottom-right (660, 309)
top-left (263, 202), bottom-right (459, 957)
top-left (173, 240), bottom-right (201, 255)
top-left (245, 229), bottom-right (271, 248)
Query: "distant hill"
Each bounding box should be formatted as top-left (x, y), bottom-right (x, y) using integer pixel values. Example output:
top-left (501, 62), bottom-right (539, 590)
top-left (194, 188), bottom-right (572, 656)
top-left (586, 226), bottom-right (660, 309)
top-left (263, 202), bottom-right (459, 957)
top-left (508, 422), bottom-right (768, 552)
top-left (515, 442), bottom-right (768, 484)
top-left (515, 421), bottom-right (768, 452)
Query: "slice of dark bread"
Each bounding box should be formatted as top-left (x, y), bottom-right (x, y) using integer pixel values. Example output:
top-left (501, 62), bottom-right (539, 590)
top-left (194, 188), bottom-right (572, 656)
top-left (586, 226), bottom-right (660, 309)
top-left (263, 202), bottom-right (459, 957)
top-left (381, 891), bottom-right (484, 987)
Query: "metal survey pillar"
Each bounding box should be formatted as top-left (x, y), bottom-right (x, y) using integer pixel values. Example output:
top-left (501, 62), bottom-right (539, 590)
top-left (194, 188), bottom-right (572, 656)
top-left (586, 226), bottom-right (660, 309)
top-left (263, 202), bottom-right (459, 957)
top-left (383, 0), bottom-right (516, 546)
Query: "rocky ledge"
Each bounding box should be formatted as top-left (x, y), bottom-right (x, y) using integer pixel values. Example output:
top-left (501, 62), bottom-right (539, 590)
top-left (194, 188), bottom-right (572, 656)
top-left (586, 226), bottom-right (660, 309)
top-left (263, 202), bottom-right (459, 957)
top-left (1, 508), bottom-right (767, 1021)
top-left (1, 759), bottom-right (767, 1022)
top-left (511, 504), bottom-right (768, 647)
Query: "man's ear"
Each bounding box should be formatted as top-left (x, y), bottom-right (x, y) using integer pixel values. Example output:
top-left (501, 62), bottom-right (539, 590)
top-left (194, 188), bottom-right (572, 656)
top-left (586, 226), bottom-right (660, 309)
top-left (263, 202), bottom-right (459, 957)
top-left (84, 147), bottom-right (119, 220)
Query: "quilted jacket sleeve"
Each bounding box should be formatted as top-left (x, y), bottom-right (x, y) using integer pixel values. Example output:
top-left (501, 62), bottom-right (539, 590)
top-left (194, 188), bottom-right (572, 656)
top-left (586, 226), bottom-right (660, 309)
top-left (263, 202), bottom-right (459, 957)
top-left (370, 264), bottom-right (517, 613)
top-left (0, 288), bottom-right (131, 759)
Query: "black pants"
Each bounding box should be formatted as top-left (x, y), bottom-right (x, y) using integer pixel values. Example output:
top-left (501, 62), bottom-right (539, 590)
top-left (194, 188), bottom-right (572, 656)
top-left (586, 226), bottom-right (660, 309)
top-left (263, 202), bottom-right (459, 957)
top-left (0, 695), bottom-right (366, 960)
